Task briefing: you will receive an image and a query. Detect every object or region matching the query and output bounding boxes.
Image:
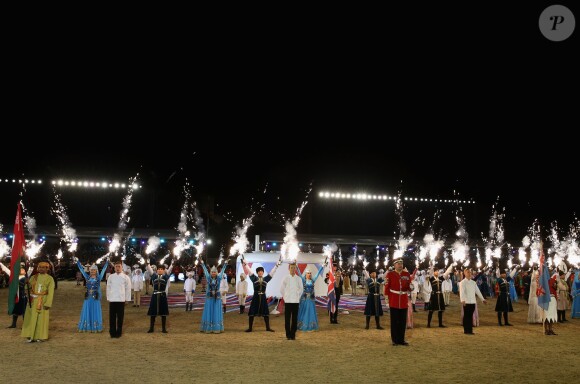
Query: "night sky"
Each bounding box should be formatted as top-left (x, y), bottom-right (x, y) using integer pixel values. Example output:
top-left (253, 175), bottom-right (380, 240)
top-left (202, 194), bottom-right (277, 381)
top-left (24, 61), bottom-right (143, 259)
top-left (1, 2), bottom-right (577, 259)
top-left (1, 149), bottom-right (577, 259)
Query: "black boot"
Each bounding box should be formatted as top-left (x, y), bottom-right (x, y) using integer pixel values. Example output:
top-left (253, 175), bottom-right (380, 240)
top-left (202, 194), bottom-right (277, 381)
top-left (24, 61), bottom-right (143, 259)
top-left (504, 312), bottom-right (512, 326)
top-left (223, 305), bottom-right (226, 314)
top-left (185, 303), bottom-right (189, 312)
top-left (7, 315), bottom-right (17, 328)
top-left (498, 312), bottom-right (503, 326)
top-left (375, 316), bottom-right (384, 330)
top-left (161, 316), bottom-right (168, 333)
top-left (241, 306), bottom-right (245, 314)
top-left (245, 316), bottom-right (254, 332)
top-left (562, 311), bottom-right (567, 322)
top-left (557, 310), bottom-right (562, 323)
top-left (438, 311), bottom-right (446, 327)
top-left (148, 316), bottom-right (155, 333)
top-left (239, 305), bottom-right (243, 314)
top-left (412, 304), bottom-right (417, 313)
top-left (427, 311), bottom-right (433, 328)
top-left (264, 316), bottom-right (274, 332)
top-left (365, 316), bottom-right (370, 330)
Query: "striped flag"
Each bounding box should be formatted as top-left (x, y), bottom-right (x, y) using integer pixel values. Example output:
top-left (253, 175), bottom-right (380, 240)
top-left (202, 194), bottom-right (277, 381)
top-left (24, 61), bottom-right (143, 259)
top-left (8, 203), bottom-right (26, 315)
top-left (327, 265), bottom-right (336, 314)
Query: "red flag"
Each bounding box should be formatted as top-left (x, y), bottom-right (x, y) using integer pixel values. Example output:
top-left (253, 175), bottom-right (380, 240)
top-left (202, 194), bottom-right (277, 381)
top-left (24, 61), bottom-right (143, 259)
top-left (8, 202), bottom-right (26, 314)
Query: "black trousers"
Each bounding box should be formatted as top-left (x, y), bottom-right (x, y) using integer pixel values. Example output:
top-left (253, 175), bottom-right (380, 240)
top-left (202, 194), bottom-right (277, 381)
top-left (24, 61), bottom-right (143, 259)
top-left (109, 302), bottom-right (126, 337)
top-left (284, 303), bottom-right (299, 338)
top-left (463, 304), bottom-right (475, 334)
top-left (330, 294), bottom-right (341, 322)
top-left (390, 307), bottom-right (408, 344)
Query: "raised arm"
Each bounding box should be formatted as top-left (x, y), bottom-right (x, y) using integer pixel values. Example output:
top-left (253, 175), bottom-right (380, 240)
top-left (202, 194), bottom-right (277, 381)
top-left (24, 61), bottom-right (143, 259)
top-left (443, 263), bottom-right (454, 278)
top-left (99, 260), bottom-right (109, 281)
top-left (269, 260), bottom-right (282, 278)
top-left (242, 261), bottom-right (253, 277)
top-left (200, 261), bottom-right (210, 280)
top-left (0, 263), bottom-right (10, 276)
top-left (76, 260), bottom-right (89, 280)
top-left (312, 264), bottom-right (326, 283)
top-left (509, 266), bottom-right (519, 279)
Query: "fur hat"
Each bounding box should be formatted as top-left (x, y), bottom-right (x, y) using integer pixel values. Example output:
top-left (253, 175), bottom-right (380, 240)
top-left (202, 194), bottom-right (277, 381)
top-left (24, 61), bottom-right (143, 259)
top-left (210, 266), bottom-right (218, 273)
top-left (89, 264), bottom-right (98, 271)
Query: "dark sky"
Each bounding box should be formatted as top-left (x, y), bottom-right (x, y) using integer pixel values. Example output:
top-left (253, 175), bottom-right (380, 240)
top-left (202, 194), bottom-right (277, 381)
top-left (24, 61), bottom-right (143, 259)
top-left (1, 149), bottom-right (577, 252)
top-left (1, 1), bottom-right (577, 253)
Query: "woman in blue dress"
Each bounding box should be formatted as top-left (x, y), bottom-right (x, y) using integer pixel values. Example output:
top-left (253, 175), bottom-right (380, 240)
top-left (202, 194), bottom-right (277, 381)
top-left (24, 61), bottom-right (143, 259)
top-left (296, 262), bottom-right (326, 331)
top-left (76, 259), bottom-right (108, 332)
top-left (572, 270), bottom-right (580, 319)
top-left (200, 261), bottom-right (227, 333)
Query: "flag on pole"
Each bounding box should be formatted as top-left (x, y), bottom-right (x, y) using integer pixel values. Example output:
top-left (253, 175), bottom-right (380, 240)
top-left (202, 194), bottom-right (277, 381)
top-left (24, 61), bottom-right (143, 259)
top-left (536, 242), bottom-right (551, 312)
top-left (327, 265), bottom-right (336, 314)
top-left (8, 203), bottom-right (26, 315)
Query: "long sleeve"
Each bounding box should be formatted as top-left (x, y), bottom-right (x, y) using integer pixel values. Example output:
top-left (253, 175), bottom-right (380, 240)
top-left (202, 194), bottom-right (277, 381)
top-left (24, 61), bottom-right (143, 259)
top-left (125, 275), bottom-right (132, 301)
top-left (201, 263), bottom-right (210, 280)
top-left (242, 262), bottom-right (253, 277)
top-left (459, 279), bottom-right (467, 303)
top-left (99, 260), bottom-right (109, 281)
top-left (0, 263), bottom-right (10, 276)
top-left (269, 264), bottom-right (279, 278)
top-left (443, 263), bottom-right (454, 278)
top-left (146, 263), bottom-right (154, 275)
top-left (76, 260), bottom-right (89, 280)
top-left (312, 264), bottom-right (325, 283)
top-left (474, 284), bottom-right (485, 302)
top-left (509, 266), bottom-right (518, 279)
top-left (280, 276), bottom-right (288, 297)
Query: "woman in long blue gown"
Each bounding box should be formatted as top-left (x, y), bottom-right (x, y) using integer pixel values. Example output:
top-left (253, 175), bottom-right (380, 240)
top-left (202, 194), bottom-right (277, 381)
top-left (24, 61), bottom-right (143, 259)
top-left (297, 262), bottom-right (326, 331)
top-left (572, 270), bottom-right (580, 319)
top-left (200, 262), bottom-right (227, 333)
top-left (76, 259), bottom-right (108, 332)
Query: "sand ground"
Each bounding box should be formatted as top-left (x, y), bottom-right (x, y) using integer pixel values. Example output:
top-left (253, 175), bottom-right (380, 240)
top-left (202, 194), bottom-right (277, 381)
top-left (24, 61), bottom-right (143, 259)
top-left (1, 281), bottom-right (578, 384)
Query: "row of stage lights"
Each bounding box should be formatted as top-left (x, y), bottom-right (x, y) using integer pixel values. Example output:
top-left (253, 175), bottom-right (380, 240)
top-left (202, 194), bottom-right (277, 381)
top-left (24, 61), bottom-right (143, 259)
top-left (52, 180), bottom-right (141, 189)
top-left (0, 179), bottom-right (141, 190)
top-left (1, 179), bottom-right (42, 184)
top-left (318, 191), bottom-right (475, 204)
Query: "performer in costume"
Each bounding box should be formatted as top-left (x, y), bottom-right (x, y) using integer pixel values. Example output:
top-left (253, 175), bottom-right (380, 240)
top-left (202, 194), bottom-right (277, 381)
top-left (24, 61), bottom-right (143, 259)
top-left (236, 273), bottom-right (248, 314)
top-left (527, 267), bottom-right (543, 323)
top-left (76, 259), bottom-right (109, 332)
top-left (296, 262), bottom-right (326, 331)
top-left (200, 261), bottom-right (227, 333)
top-left (556, 270), bottom-right (570, 323)
top-left (495, 267), bottom-right (516, 326)
top-left (242, 258), bottom-right (281, 332)
top-left (0, 262), bottom-right (28, 328)
top-left (363, 267), bottom-right (385, 330)
top-left (571, 269), bottom-right (580, 319)
top-left (384, 258), bottom-right (411, 346)
top-left (183, 271), bottom-right (196, 312)
top-left (21, 261), bottom-right (55, 342)
top-left (427, 264), bottom-right (454, 328)
top-left (146, 259), bottom-right (173, 333)
top-left (220, 267), bottom-right (229, 314)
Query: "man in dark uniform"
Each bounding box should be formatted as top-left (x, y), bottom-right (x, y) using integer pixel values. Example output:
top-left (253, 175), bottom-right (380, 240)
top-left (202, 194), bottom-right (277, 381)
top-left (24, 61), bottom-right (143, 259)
top-left (242, 259), bottom-right (281, 332)
top-left (364, 267), bottom-right (384, 329)
top-left (384, 258), bottom-right (411, 346)
top-left (495, 268), bottom-right (514, 326)
top-left (427, 264), bottom-right (453, 328)
top-left (0, 262), bottom-right (28, 328)
top-left (146, 259), bottom-right (173, 333)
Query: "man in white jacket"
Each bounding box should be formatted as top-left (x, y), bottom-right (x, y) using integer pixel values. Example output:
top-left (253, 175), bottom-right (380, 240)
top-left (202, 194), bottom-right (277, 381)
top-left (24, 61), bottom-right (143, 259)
top-left (106, 261), bottom-right (132, 338)
top-left (220, 267), bottom-right (229, 314)
top-left (132, 268), bottom-right (144, 307)
top-left (280, 262), bottom-right (303, 340)
top-left (236, 273), bottom-right (248, 314)
top-left (459, 268), bottom-right (487, 335)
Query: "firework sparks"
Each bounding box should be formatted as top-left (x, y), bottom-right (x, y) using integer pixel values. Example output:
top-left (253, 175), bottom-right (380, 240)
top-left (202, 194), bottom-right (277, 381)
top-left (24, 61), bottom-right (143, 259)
top-left (145, 236), bottom-right (161, 255)
top-left (173, 182), bottom-right (194, 259)
top-left (230, 215), bottom-right (254, 257)
top-left (51, 191), bottom-right (79, 253)
top-left (281, 187), bottom-right (311, 262)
